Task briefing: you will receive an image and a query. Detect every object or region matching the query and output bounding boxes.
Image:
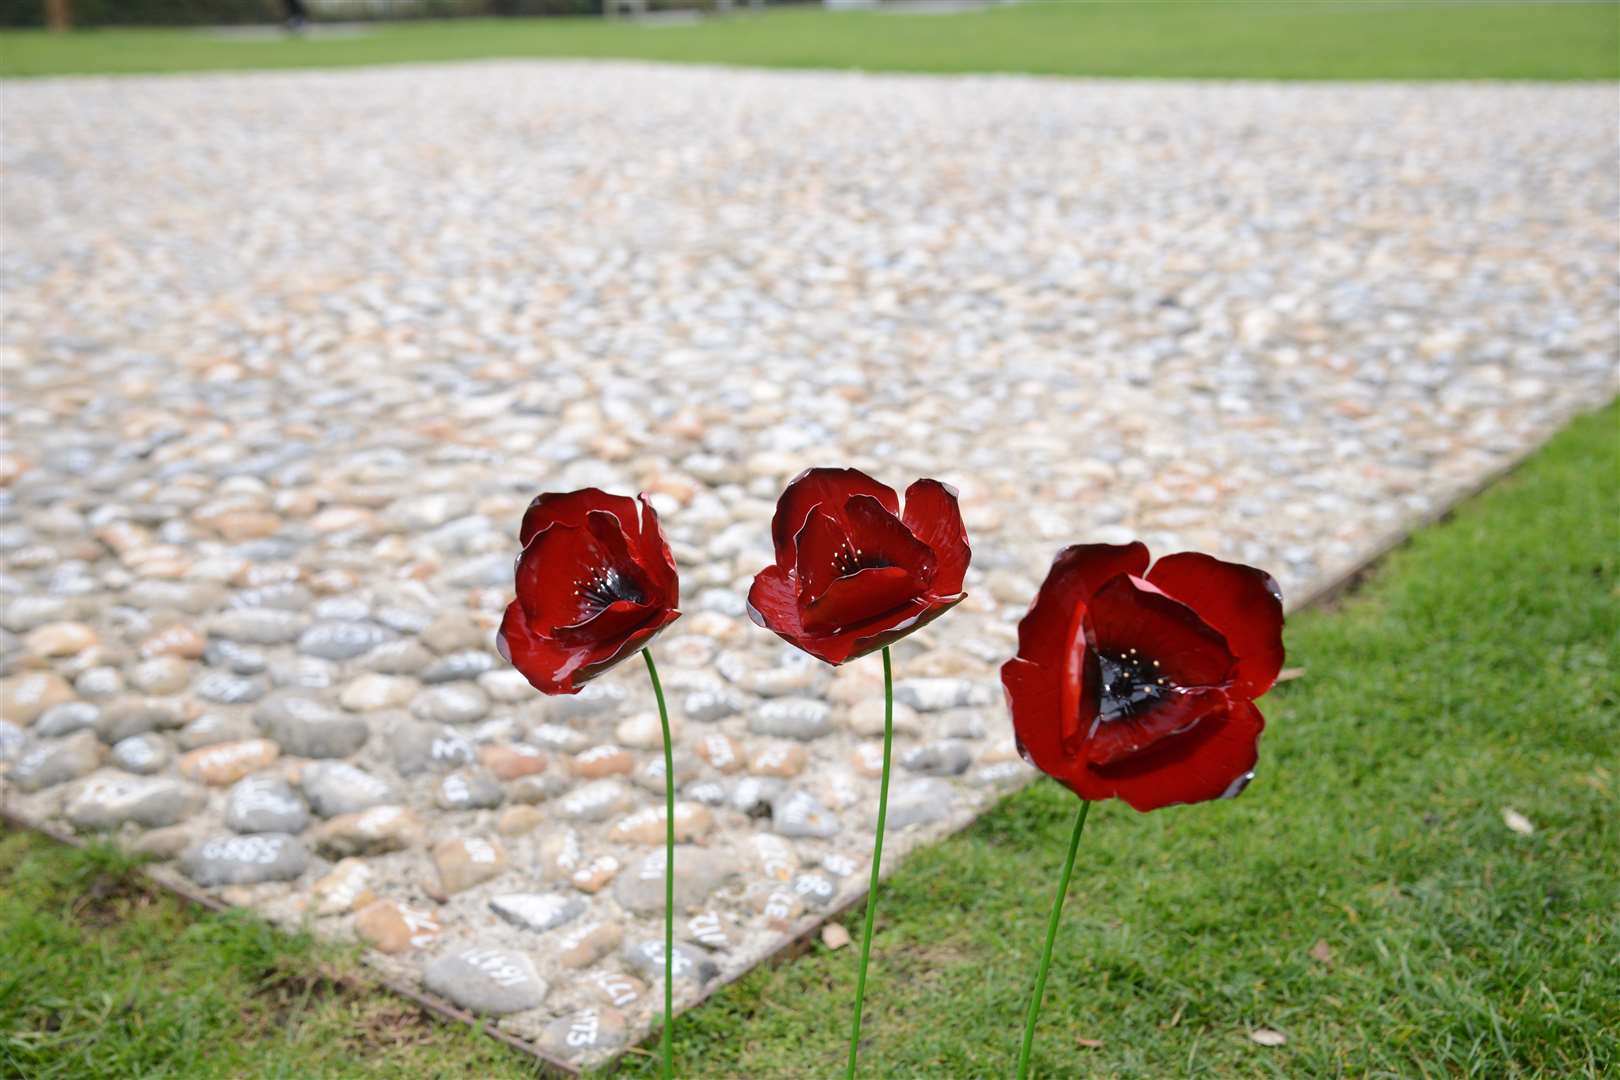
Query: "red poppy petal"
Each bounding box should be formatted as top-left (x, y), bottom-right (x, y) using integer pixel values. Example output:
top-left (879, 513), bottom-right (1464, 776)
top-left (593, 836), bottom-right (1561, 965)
top-left (632, 494), bottom-right (680, 608)
top-left (1002, 656), bottom-right (1110, 802)
top-left (770, 467), bottom-right (899, 570)
top-left (843, 494), bottom-right (936, 581)
top-left (574, 607), bottom-right (681, 686)
top-left (1014, 542), bottom-right (1150, 672)
top-left (746, 563), bottom-right (804, 638)
top-left (1147, 552), bottom-right (1284, 699)
top-left (1082, 687), bottom-right (1229, 766)
top-left (1095, 698), bottom-right (1265, 812)
top-left (813, 593), bottom-right (960, 665)
top-left (497, 599), bottom-right (597, 695)
top-left (552, 597), bottom-right (656, 647)
top-left (520, 488), bottom-right (641, 547)
top-left (1087, 575), bottom-right (1235, 690)
top-left (802, 565), bottom-right (927, 636)
top-left (793, 508), bottom-right (857, 602)
top-left (514, 524), bottom-right (609, 631)
top-left (900, 479), bottom-right (971, 595)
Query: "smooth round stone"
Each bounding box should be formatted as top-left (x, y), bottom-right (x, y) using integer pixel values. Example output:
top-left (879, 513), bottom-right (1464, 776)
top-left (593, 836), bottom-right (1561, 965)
top-left (297, 620), bottom-right (397, 661)
top-left (354, 898), bottom-right (442, 953)
top-left (434, 768), bottom-right (504, 811)
top-left (420, 613), bottom-right (488, 655)
top-left (791, 871), bottom-right (838, 910)
top-left (91, 699), bottom-right (177, 744)
top-left (224, 774), bottom-right (310, 834)
top-left (0, 720), bottom-right (25, 762)
top-left (548, 681), bottom-right (626, 720)
top-left (194, 670), bottom-right (269, 705)
top-left (882, 778), bottom-right (956, 830)
top-left (202, 638), bottom-right (268, 675)
top-left (356, 639), bottom-right (434, 676)
top-left (489, 892), bottom-right (586, 934)
top-left (268, 656), bottom-right (337, 690)
top-left (74, 666), bottom-right (124, 699)
top-left (892, 677), bottom-right (994, 712)
top-left (682, 689), bottom-right (743, 723)
top-left (34, 701), bottom-right (100, 737)
top-left (527, 723), bottom-right (589, 754)
top-left (476, 668), bottom-right (532, 704)
top-left (339, 673), bottom-right (417, 711)
top-left (310, 596), bottom-right (370, 621)
top-left (25, 621), bottom-right (98, 657)
top-left (420, 650), bottom-right (498, 685)
top-left (771, 789), bottom-right (840, 839)
top-left (180, 832), bottom-right (308, 887)
top-left (556, 779), bottom-right (633, 823)
top-left (254, 692), bottom-right (369, 758)
top-left (410, 685), bottom-right (490, 726)
top-left (176, 738), bottom-right (280, 785)
top-left (539, 1007), bottom-right (628, 1059)
top-left (374, 606), bottom-right (433, 634)
top-left (313, 805), bottom-right (420, 857)
top-left (129, 656), bottom-right (191, 696)
top-left (432, 836), bottom-right (508, 894)
top-left (111, 732), bottom-right (172, 774)
top-left (65, 774), bottom-right (204, 830)
top-left (390, 720), bottom-right (477, 775)
top-left (208, 608), bottom-right (305, 645)
top-left (422, 946), bottom-right (547, 1016)
top-left (0, 595), bottom-right (70, 632)
top-left (901, 740), bottom-right (973, 776)
top-left (0, 670), bottom-right (75, 724)
top-left (749, 698), bottom-right (833, 741)
top-left (229, 583), bottom-right (312, 611)
top-left (177, 711), bottom-right (256, 750)
top-left (622, 938), bottom-right (718, 988)
top-left (11, 735), bottom-right (102, 793)
top-left (301, 761), bottom-right (399, 817)
top-left (612, 847), bottom-right (736, 915)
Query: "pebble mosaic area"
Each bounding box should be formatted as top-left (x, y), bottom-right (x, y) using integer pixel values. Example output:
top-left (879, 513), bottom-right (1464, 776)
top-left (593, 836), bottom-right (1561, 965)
top-left (1, 63), bottom-right (1615, 1069)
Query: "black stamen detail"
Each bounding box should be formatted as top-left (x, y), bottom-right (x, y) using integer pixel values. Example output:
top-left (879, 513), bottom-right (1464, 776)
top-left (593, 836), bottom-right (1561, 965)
top-left (577, 567), bottom-right (645, 610)
top-left (1097, 649), bottom-right (1175, 723)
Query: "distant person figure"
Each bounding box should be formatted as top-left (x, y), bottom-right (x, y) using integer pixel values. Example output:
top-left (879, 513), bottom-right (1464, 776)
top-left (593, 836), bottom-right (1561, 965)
top-left (283, 0), bottom-right (308, 32)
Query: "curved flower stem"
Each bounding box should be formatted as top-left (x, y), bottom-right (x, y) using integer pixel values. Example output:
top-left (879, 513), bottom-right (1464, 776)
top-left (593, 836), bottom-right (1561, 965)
top-left (1016, 799), bottom-right (1092, 1080)
top-left (845, 645), bottom-right (894, 1080)
top-left (641, 647), bottom-right (675, 1080)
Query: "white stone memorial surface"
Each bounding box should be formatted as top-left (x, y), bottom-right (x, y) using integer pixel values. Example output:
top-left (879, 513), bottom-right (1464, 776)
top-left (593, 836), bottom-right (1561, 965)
top-left (1, 63), bottom-right (1614, 1069)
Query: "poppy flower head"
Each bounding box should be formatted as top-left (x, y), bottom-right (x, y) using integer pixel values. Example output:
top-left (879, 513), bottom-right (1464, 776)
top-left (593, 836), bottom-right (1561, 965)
top-left (1001, 543), bottom-right (1283, 812)
top-left (498, 488), bottom-right (680, 695)
top-left (747, 468), bottom-right (971, 665)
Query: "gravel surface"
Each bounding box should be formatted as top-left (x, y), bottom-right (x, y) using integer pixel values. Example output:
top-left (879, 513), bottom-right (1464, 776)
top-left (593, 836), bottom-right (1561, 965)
top-left (2, 62), bottom-right (1615, 1068)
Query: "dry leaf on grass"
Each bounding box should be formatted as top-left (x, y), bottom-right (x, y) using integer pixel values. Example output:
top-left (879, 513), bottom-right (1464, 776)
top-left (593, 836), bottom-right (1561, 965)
top-left (1308, 939), bottom-right (1334, 965)
top-left (821, 924), bottom-right (851, 950)
top-left (1250, 1028), bottom-right (1288, 1047)
top-left (1076, 1038), bottom-right (1104, 1049)
top-left (1501, 808), bottom-right (1535, 836)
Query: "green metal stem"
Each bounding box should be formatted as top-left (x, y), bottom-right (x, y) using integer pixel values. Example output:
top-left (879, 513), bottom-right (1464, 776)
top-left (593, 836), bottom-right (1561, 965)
top-left (642, 647), bottom-right (674, 1080)
top-left (845, 645), bottom-right (893, 1080)
top-left (1015, 800), bottom-right (1092, 1080)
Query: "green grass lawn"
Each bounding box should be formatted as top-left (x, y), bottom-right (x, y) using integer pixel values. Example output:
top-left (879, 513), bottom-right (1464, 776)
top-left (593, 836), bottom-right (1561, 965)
top-left (2, 1), bottom-right (1617, 80)
top-left (3, 402), bottom-right (1615, 1078)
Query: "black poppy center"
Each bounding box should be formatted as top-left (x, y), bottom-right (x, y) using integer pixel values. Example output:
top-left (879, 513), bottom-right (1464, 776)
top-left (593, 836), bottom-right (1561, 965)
top-left (830, 538), bottom-right (893, 577)
top-left (1097, 648), bottom-right (1175, 723)
top-left (578, 566), bottom-right (646, 611)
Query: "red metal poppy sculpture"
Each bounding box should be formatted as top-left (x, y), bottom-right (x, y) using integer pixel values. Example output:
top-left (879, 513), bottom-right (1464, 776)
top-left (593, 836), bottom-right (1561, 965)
top-left (746, 467), bottom-right (971, 665)
top-left (497, 488), bottom-right (681, 696)
top-left (498, 486), bottom-right (683, 1078)
top-left (1001, 541), bottom-right (1283, 811)
top-left (1003, 541), bottom-right (1284, 1077)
